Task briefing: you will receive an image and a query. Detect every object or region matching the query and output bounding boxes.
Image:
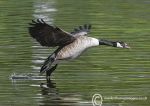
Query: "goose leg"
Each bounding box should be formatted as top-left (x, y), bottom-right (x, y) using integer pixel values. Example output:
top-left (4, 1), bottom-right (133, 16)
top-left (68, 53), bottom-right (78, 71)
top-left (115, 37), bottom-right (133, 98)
top-left (46, 64), bottom-right (58, 81)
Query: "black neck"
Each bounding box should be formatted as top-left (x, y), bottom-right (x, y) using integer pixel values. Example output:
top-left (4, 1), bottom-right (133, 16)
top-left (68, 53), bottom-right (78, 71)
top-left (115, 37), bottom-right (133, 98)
top-left (99, 39), bottom-right (116, 47)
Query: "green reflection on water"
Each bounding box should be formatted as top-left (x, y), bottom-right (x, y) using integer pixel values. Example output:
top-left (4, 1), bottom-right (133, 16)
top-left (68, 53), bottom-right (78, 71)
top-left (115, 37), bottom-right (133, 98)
top-left (0, 0), bottom-right (149, 106)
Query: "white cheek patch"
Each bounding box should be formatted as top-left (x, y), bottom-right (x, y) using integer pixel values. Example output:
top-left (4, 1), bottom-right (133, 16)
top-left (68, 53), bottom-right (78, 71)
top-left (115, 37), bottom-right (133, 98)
top-left (117, 42), bottom-right (123, 48)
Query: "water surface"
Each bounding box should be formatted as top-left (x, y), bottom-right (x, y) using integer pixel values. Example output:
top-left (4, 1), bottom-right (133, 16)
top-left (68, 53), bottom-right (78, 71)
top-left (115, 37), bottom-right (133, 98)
top-left (0, 0), bottom-right (149, 106)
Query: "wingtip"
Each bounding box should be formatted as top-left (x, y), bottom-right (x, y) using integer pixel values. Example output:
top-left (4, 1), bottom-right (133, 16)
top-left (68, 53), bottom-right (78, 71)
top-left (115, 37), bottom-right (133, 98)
top-left (88, 24), bottom-right (92, 29)
top-left (32, 19), bottom-right (37, 23)
top-left (30, 19), bottom-right (46, 25)
top-left (79, 26), bottom-right (83, 30)
top-left (41, 19), bottom-right (46, 23)
top-left (37, 19), bottom-right (42, 23)
top-left (71, 24), bottom-right (92, 36)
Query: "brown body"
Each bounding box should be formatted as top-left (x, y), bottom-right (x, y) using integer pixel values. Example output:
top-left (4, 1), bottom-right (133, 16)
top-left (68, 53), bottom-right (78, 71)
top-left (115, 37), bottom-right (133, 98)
top-left (56, 36), bottom-right (99, 60)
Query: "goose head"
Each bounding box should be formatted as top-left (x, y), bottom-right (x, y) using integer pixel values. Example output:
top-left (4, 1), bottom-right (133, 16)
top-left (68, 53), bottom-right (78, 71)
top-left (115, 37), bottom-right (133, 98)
top-left (115, 41), bottom-right (130, 48)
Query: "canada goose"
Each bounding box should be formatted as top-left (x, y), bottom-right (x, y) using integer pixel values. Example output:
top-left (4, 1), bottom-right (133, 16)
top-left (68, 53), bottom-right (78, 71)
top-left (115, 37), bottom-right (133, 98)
top-left (29, 19), bottom-right (130, 79)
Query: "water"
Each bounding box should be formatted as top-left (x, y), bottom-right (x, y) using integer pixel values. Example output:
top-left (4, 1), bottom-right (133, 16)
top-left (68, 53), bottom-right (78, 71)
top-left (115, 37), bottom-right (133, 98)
top-left (0, 0), bottom-right (149, 106)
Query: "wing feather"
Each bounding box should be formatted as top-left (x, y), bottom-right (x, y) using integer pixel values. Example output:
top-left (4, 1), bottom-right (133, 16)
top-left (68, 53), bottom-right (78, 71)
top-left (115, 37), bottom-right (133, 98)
top-left (71, 24), bottom-right (92, 37)
top-left (28, 19), bottom-right (75, 47)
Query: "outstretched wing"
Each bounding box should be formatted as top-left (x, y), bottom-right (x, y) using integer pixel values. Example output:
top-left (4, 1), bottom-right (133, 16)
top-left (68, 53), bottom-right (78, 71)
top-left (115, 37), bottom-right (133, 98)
top-left (28, 19), bottom-right (75, 47)
top-left (71, 24), bottom-right (92, 37)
